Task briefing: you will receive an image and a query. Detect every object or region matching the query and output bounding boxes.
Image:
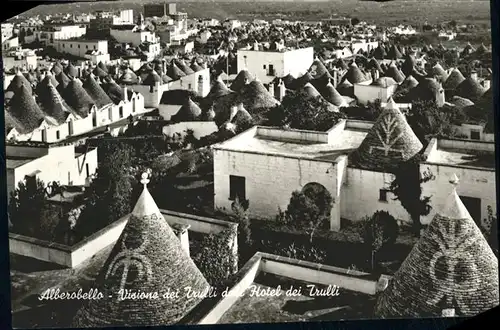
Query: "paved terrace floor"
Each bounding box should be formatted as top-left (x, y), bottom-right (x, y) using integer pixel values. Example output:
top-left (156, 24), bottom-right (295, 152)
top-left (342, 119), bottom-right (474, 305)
top-left (217, 273), bottom-right (375, 324)
top-left (426, 147), bottom-right (496, 169)
top-left (220, 128), bottom-right (368, 162)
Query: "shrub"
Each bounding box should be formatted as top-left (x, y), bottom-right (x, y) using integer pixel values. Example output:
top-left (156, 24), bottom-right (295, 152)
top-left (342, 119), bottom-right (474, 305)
top-left (192, 229), bottom-right (237, 288)
top-left (283, 186), bottom-right (333, 243)
top-left (362, 211), bottom-right (399, 270)
top-left (231, 197), bottom-right (252, 247)
top-left (262, 240), bottom-right (326, 264)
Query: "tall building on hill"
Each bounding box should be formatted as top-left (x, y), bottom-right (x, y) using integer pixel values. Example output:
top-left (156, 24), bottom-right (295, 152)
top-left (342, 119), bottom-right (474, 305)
top-left (144, 2), bottom-right (177, 18)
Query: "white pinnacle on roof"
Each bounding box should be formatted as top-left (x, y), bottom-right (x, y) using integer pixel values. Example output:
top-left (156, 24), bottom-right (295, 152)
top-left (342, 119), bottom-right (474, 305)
top-left (440, 174), bottom-right (472, 220)
top-left (385, 97), bottom-right (399, 111)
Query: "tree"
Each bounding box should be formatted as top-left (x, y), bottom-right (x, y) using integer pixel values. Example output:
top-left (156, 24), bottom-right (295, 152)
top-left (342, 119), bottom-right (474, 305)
top-left (9, 178), bottom-right (49, 237)
top-left (406, 100), bottom-right (464, 143)
top-left (388, 162), bottom-right (435, 236)
top-left (266, 91), bottom-right (346, 131)
top-left (9, 178), bottom-right (63, 240)
top-left (231, 197), bottom-right (252, 248)
top-left (362, 211), bottom-right (399, 271)
top-left (284, 186), bottom-right (333, 243)
top-left (79, 142), bottom-right (135, 234)
top-left (351, 17), bottom-right (360, 26)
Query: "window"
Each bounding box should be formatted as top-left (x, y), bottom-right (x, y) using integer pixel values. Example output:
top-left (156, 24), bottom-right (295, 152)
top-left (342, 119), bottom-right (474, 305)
top-left (70, 44), bottom-right (72, 48)
top-left (188, 83), bottom-right (192, 90)
top-left (119, 106), bottom-right (123, 118)
top-left (229, 175), bottom-right (246, 201)
top-left (379, 189), bottom-right (388, 202)
top-left (86, 163), bottom-right (90, 177)
top-left (56, 130), bottom-right (60, 139)
top-left (78, 45), bottom-right (80, 48)
top-left (86, 45), bottom-right (88, 49)
top-left (263, 65), bottom-right (266, 69)
top-left (470, 130), bottom-right (480, 140)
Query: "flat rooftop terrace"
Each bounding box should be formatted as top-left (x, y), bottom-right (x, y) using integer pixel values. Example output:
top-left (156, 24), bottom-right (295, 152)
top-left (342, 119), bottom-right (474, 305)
top-left (425, 138), bottom-right (496, 170)
top-left (6, 156), bottom-right (37, 169)
top-left (218, 273), bottom-right (375, 324)
top-left (215, 124), bottom-right (369, 162)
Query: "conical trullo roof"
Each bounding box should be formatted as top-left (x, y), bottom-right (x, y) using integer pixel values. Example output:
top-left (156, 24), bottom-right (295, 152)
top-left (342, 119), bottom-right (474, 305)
top-left (190, 61), bottom-right (203, 72)
top-left (342, 62), bottom-right (367, 84)
top-left (8, 84), bottom-right (45, 132)
top-left (282, 73), bottom-right (296, 88)
top-left (443, 68), bottom-right (466, 90)
top-left (175, 59), bottom-right (195, 75)
top-left (230, 69), bottom-right (254, 92)
top-left (56, 71), bottom-right (71, 92)
top-left (238, 80), bottom-right (280, 112)
top-left (93, 66), bottom-right (108, 78)
top-left (375, 175), bottom-right (499, 318)
top-left (308, 58), bottom-right (329, 79)
top-left (398, 74), bottom-right (419, 91)
top-left (372, 46), bottom-right (387, 60)
top-left (102, 79), bottom-right (125, 105)
top-left (387, 44), bottom-right (403, 60)
top-left (322, 81), bottom-right (347, 107)
top-left (38, 79), bottom-right (74, 123)
top-left (367, 58), bottom-right (383, 72)
top-left (206, 79), bottom-right (232, 99)
top-left (293, 71), bottom-right (313, 89)
top-left (354, 98), bottom-right (423, 170)
top-left (172, 97), bottom-right (203, 122)
top-left (51, 62), bottom-right (64, 75)
top-left (302, 82), bottom-right (321, 98)
top-left (7, 72), bottom-right (33, 95)
top-left (62, 78), bottom-right (95, 117)
top-left (385, 63), bottom-right (405, 83)
top-left (83, 75), bottom-right (114, 108)
top-left (167, 62), bottom-right (186, 80)
top-left (64, 62), bottom-right (78, 78)
top-left (72, 174), bottom-right (210, 327)
top-left (119, 68), bottom-right (139, 85)
top-left (98, 61), bottom-right (108, 73)
top-left (454, 75), bottom-right (487, 102)
top-left (431, 63), bottom-right (449, 83)
top-left (401, 54), bottom-right (416, 76)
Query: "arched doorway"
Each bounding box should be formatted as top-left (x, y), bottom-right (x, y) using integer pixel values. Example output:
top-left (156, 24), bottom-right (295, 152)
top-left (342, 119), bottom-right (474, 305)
top-left (300, 182), bottom-right (333, 230)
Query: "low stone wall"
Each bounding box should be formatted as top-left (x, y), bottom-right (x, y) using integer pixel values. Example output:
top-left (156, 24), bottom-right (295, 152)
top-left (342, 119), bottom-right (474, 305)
top-left (9, 209), bottom-right (238, 269)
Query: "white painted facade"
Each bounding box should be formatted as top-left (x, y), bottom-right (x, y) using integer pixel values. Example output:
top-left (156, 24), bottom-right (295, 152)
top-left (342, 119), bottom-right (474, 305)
top-left (35, 25), bottom-right (87, 45)
top-left (213, 122), bottom-right (497, 231)
top-left (162, 121), bottom-right (218, 139)
top-left (6, 89), bottom-right (146, 144)
top-left (2, 36), bottom-right (19, 51)
top-left (134, 67), bottom-right (210, 109)
top-left (354, 83), bottom-right (398, 105)
top-left (52, 39), bottom-right (108, 59)
top-left (110, 27), bottom-right (160, 47)
top-left (453, 123), bottom-right (494, 142)
top-left (420, 138), bottom-right (496, 227)
top-left (237, 47), bottom-right (314, 82)
top-left (6, 143), bottom-right (98, 203)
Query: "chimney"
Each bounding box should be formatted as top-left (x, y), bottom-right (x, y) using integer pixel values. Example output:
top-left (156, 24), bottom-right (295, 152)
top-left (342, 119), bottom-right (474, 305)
top-left (268, 82), bottom-right (275, 98)
top-left (230, 105), bottom-right (238, 118)
top-left (470, 70), bottom-right (478, 81)
top-left (278, 79), bottom-right (286, 101)
top-left (123, 86), bottom-right (128, 101)
top-left (482, 79), bottom-right (491, 90)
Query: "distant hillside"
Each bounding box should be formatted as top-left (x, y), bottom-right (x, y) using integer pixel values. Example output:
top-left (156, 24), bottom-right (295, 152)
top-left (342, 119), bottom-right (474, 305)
top-left (15, 0), bottom-right (492, 26)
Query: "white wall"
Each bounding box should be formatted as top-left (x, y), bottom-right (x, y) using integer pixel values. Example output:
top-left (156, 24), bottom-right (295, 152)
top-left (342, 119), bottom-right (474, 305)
top-left (237, 47), bottom-right (314, 82)
top-left (420, 163), bottom-right (496, 227)
top-left (213, 148), bottom-right (341, 229)
top-left (340, 167), bottom-right (411, 223)
top-left (52, 40), bottom-right (108, 58)
top-left (162, 121), bottom-right (218, 139)
top-left (7, 144), bottom-right (97, 201)
top-left (354, 84), bottom-right (397, 105)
